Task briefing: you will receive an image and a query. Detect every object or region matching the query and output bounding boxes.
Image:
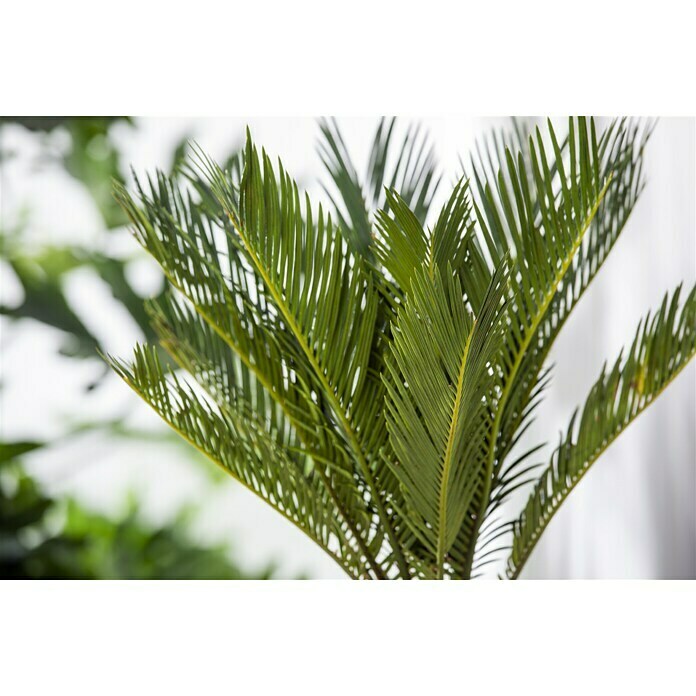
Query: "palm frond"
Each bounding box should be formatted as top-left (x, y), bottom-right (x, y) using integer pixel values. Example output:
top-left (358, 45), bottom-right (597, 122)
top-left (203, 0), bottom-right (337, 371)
top-left (197, 132), bottom-right (410, 576)
top-left (461, 121), bottom-right (653, 572)
top-left (384, 260), bottom-right (510, 577)
top-left (109, 345), bottom-right (363, 577)
top-left (493, 120), bottom-right (652, 481)
top-left (113, 163), bottom-right (383, 578)
top-left (373, 179), bottom-right (477, 294)
top-left (506, 283), bottom-right (696, 578)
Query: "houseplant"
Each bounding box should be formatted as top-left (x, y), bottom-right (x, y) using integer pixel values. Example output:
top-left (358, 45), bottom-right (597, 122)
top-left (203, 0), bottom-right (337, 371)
top-left (108, 117), bottom-right (695, 579)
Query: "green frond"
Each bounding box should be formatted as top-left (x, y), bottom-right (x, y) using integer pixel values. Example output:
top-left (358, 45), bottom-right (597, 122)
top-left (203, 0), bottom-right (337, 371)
top-left (318, 117), bottom-right (441, 257)
top-left (506, 284), bottom-right (696, 578)
top-left (114, 162), bottom-right (384, 578)
top-left (373, 189), bottom-right (428, 291)
top-left (108, 345), bottom-right (364, 577)
top-left (493, 120), bottom-right (652, 481)
top-left (114, 171), bottom-right (332, 464)
top-left (384, 260), bottom-right (510, 578)
top-left (196, 132), bottom-right (411, 577)
top-left (455, 120), bottom-right (653, 573)
top-left (373, 179), bottom-right (476, 295)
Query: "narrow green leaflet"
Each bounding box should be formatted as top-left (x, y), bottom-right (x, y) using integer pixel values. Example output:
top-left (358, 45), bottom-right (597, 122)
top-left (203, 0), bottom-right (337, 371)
top-left (373, 179), bottom-right (476, 295)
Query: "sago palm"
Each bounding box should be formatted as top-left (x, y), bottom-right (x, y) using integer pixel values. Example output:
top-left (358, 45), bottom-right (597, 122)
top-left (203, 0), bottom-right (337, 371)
top-left (108, 117), bottom-right (695, 579)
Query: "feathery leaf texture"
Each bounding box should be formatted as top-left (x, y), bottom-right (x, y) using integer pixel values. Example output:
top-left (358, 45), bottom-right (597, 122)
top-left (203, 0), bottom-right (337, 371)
top-left (108, 118), bottom-right (695, 579)
top-left (507, 285), bottom-right (696, 578)
top-left (385, 261), bottom-right (510, 577)
top-left (318, 117), bottom-right (441, 257)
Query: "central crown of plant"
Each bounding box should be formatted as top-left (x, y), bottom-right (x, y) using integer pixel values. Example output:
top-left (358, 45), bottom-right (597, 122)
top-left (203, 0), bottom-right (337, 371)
top-left (109, 118), bottom-right (695, 579)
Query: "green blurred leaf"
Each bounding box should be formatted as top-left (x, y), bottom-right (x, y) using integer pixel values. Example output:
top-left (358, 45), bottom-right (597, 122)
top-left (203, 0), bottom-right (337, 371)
top-left (0, 440), bottom-right (42, 464)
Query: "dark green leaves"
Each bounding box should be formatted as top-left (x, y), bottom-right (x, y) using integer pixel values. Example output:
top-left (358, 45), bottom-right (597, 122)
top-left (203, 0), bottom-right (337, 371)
top-left (112, 133), bottom-right (398, 578)
top-left (110, 345), bottom-right (360, 576)
top-left (108, 117), bottom-right (694, 579)
top-left (374, 179), bottom-right (475, 294)
top-left (0, 446), bottom-right (270, 580)
top-left (0, 441), bottom-right (43, 465)
top-left (493, 120), bottom-right (652, 473)
top-left (318, 117), bottom-right (441, 257)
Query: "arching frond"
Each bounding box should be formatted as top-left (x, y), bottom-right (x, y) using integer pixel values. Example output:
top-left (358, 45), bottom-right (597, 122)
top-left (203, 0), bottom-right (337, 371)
top-left (198, 133), bottom-right (410, 576)
top-left (460, 120), bottom-right (653, 573)
top-left (114, 163), bottom-right (384, 578)
top-left (493, 120), bottom-right (652, 481)
top-left (506, 284), bottom-right (696, 578)
top-left (109, 345), bottom-right (364, 577)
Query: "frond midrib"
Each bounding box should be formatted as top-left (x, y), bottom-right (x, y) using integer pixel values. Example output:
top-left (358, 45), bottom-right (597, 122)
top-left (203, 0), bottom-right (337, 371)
top-left (494, 156), bottom-right (648, 475)
top-left (436, 327), bottom-right (475, 578)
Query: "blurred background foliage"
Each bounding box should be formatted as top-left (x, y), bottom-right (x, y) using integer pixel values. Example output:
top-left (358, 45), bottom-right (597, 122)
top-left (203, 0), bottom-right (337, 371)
top-left (1, 441), bottom-right (275, 579)
top-left (1, 117), bottom-right (131, 228)
top-left (0, 117), bottom-right (280, 580)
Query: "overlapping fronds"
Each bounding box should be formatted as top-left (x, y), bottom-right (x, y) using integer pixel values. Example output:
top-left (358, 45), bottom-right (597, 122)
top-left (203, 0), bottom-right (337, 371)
top-left (507, 285), bottom-right (696, 578)
top-left (373, 179), bottom-right (476, 293)
top-left (452, 119), bottom-right (654, 576)
top-left (492, 120), bottom-right (652, 475)
top-left (108, 117), bottom-right (694, 579)
top-left (449, 118), bottom-right (617, 576)
top-left (110, 345), bottom-right (361, 576)
top-left (318, 117), bottom-right (441, 257)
